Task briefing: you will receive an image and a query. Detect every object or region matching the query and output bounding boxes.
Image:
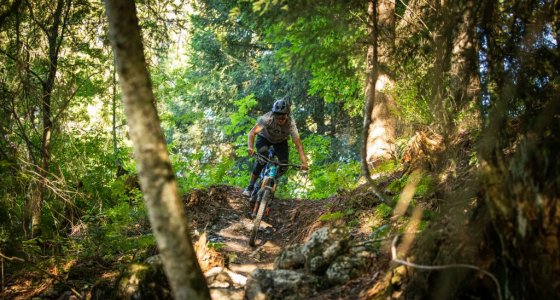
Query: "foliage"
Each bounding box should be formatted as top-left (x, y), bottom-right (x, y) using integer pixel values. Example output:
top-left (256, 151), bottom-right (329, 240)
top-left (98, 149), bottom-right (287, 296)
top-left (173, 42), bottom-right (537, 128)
top-left (414, 175), bottom-right (434, 198)
top-left (224, 94), bottom-right (259, 136)
top-left (207, 241), bottom-right (225, 250)
top-left (281, 161), bottom-right (361, 199)
top-left (374, 203), bottom-right (393, 220)
top-left (389, 61), bottom-right (433, 127)
top-left (318, 211), bottom-right (344, 222)
top-left (386, 172), bottom-right (434, 200)
top-left (299, 134), bottom-right (331, 165)
top-left (372, 160), bottom-right (398, 175)
top-left (264, 2), bottom-right (366, 118)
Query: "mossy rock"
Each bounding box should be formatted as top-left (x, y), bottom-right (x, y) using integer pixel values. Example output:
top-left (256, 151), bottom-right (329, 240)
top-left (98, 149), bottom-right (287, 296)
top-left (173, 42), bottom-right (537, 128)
top-left (116, 259), bottom-right (171, 299)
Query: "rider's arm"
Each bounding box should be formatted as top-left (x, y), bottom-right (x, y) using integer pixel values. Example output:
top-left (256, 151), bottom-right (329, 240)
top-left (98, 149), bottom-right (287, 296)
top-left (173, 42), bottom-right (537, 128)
top-left (292, 135), bottom-right (308, 170)
top-left (248, 124), bottom-right (262, 155)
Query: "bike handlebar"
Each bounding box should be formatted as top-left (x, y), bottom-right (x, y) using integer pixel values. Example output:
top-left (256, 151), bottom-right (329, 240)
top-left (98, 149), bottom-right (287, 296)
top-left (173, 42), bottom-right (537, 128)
top-left (253, 152), bottom-right (303, 169)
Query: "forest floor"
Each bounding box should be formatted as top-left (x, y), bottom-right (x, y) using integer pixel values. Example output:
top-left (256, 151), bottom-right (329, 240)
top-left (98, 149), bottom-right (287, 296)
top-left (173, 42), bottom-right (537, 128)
top-left (185, 185), bottom-right (393, 300)
top-left (1, 184), bottom-right (395, 300)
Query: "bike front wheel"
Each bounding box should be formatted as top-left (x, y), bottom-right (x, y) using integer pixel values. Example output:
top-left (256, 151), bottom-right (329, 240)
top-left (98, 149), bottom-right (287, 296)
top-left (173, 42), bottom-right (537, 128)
top-left (249, 188), bottom-right (271, 247)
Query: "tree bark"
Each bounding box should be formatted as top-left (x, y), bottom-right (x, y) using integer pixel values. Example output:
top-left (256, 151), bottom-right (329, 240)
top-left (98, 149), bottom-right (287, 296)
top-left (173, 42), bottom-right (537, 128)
top-left (429, 1), bottom-right (481, 136)
top-left (449, 0), bottom-right (481, 130)
top-left (365, 0), bottom-right (396, 166)
top-left (104, 1), bottom-right (211, 299)
top-left (111, 58), bottom-right (125, 177)
top-left (361, 0), bottom-right (389, 204)
top-left (362, 0), bottom-right (379, 179)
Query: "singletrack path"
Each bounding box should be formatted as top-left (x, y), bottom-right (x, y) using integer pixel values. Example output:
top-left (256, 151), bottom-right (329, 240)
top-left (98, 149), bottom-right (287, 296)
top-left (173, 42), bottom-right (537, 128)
top-left (184, 185), bottom-right (328, 298)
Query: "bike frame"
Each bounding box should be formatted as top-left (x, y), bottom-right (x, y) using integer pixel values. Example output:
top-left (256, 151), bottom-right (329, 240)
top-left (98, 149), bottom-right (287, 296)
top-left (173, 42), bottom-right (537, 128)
top-left (251, 148), bottom-right (280, 216)
top-left (248, 147), bottom-right (301, 246)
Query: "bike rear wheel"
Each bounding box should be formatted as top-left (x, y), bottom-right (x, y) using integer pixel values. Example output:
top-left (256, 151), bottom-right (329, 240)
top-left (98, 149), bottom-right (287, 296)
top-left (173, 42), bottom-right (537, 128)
top-left (249, 188), bottom-right (271, 247)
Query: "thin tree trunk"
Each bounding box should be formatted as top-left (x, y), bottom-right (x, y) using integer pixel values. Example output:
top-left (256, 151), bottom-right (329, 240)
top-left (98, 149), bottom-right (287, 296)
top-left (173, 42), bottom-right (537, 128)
top-left (111, 58), bottom-right (124, 178)
top-left (29, 0), bottom-right (70, 237)
top-left (430, 1), bottom-right (481, 136)
top-left (362, 0), bottom-right (378, 180)
top-left (430, 0), bottom-right (452, 134)
top-left (104, 1), bottom-right (211, 299)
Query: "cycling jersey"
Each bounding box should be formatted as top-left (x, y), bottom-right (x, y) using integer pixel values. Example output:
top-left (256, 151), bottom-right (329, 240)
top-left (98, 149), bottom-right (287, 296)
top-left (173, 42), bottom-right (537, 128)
top-left (257, 112), bottom-right (299, 143)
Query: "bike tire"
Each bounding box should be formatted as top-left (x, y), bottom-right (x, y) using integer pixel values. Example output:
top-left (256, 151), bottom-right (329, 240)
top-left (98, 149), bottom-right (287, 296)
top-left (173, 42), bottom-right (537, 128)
top-left (249, 188), bottom-right (270, 247)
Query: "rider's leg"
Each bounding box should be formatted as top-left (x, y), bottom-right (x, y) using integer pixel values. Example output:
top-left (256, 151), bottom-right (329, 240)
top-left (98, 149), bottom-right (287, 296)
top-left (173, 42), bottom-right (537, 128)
top-left (261, 140), bottom-right (289, 212)
top-left (242, 173), bottom-right (259, 197)
top-left (252, 135), bottom-right (272, 179)
top-left (274, 139), bottom-right (290, 176)
top-left (243, 136), bottom-right (272, 196)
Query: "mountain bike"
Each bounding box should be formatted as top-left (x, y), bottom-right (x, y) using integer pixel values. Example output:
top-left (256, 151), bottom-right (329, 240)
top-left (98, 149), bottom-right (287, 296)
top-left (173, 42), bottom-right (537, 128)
top-left (248, 148), bottom-right (301, 247)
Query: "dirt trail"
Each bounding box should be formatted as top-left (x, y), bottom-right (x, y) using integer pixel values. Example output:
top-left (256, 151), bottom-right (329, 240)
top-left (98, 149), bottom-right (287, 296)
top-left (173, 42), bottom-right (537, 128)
top-left (185, 185), bottom-right (395, 300)
top-left (186, 186), bottom-right (316, 276)
top-left (185, 185), bottom-right (328, 299)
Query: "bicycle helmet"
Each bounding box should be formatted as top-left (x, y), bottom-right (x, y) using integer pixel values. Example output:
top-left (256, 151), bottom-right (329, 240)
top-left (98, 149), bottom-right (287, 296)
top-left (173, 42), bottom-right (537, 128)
top-left (272, 99), bottom-right (290, 114)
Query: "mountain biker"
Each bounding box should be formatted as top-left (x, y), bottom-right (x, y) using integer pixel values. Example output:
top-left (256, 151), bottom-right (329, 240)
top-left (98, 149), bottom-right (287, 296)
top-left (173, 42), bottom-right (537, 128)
top-left (242, 98), bottom-right (309, 197)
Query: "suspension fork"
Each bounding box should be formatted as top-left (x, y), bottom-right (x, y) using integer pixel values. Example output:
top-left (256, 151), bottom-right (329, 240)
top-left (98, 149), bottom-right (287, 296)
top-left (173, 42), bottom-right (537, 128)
top-left (253, 177), bottom-right (277, 215)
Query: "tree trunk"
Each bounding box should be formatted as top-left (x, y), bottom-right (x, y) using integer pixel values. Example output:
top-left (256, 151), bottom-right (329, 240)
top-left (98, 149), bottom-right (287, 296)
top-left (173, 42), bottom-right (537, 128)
top-left (429, 0), bottom-right (452, 134)
top-left (362, 0), bottom-right (378, 179)
top-left (111, 58), bottom-right (125, 177)
top-left (449, 0), bottom-right (481, 130)
top-left (28, 0), bottom-right (69, 237)
top-left (429, 1), bottom-right (481, 136)
top-left (365, 0), bottom-right (396, 166)
top-left (104, 1), bottom-right (211, 299)
top-left (361, 0), bottom-right (389, 204)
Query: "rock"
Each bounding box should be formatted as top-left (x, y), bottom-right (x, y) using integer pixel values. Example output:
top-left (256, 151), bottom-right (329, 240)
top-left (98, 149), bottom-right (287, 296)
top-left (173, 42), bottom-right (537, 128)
top-left (210, 288), bottom-right (245, 300)
top-left (300, 227), bottom-right (350, 274)
top-left (325, 256), bottom-right (368, 285)
top-left (145, 254), bottom-right (163, 267)
top-left (90, 278), bottom-right (116, 299)
top-left (308, 256), bottom-right (327, 274)
top-left (115, 257), bottom-right (171, 299)
top-left (226, 269), bottom-right (248, 287)
top-left (205, 266), bottom-right (248, 289)
top-left (248, 226), bottom-right (376, 297)
top-left (206, 267), bottom-right (232, 288)
top-left (245, 269), bottom-right (318, 300)
top-left (274, 244), bottom-right (305, 270)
